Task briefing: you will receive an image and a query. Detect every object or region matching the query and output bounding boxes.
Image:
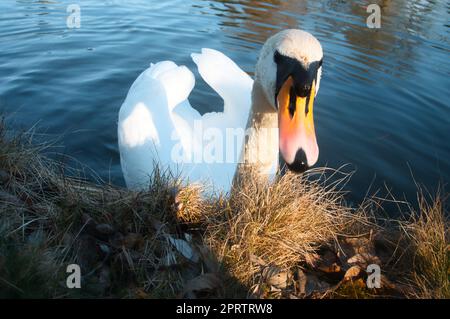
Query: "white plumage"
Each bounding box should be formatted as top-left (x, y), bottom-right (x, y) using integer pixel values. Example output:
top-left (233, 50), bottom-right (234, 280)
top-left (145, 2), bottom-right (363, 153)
top-left (118, 30), bottom-right (323, 193)
top-left (118, 49), bottom-right (253, 191)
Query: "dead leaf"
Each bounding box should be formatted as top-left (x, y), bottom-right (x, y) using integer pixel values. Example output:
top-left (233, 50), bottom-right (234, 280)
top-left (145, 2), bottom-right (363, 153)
top-left (318, 263), bottom-right (341, 274)
top-left (262, 266), bottom-right (289, 289)
top-left (270, 285), bottom-right (282, 292)
top-left (347, 253), bottom-right (381, 267)
top-left (168, 236), bottom-right (199, 263)
top-left (344, 266), bottom-right (363, 281)
top-left (183, 273), bottom-right (221, 298)
top-left (296, 269), bottom-right (307, 295)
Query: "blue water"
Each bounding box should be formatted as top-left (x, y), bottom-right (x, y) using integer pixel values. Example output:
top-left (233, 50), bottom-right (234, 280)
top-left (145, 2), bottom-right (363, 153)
top-left (1, 0), bottom-right (449, 205)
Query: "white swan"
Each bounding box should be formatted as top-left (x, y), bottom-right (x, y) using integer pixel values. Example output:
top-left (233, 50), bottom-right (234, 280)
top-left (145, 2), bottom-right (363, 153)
top-left (118, 29), bottom-right (323, 192)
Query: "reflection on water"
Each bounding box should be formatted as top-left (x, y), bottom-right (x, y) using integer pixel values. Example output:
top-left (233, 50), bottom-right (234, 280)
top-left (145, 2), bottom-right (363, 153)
top-left (0, 0), bottom-right (449, 207)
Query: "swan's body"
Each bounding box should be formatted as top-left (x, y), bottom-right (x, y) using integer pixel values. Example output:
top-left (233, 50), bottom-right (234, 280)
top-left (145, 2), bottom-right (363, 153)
top-left (118, 30), bottom-right (323, 192)
top-left (118, 49), bottom-right (258, 191)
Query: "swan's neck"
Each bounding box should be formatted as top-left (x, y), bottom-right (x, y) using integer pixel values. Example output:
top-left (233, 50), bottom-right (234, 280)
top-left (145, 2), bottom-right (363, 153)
top-left (235, 80), bottom-right (279, 182)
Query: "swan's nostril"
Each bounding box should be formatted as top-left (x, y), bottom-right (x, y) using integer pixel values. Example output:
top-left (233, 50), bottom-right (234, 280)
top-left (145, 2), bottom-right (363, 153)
top-left (286, 149), bottom-right (309, 173)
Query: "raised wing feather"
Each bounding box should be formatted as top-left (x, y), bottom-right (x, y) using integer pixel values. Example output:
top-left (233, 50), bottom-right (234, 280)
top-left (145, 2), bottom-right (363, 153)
top-left (119, 49), bottom-right (255, 192)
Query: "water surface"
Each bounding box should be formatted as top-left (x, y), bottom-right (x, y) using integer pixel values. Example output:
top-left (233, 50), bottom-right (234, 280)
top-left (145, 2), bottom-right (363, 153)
top-left (1, 0), bottom-right (449, 206)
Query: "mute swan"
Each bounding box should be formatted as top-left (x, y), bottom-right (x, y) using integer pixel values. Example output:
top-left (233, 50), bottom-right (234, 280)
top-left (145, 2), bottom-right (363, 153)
top-left (118, 29), bottom-right (323, 192)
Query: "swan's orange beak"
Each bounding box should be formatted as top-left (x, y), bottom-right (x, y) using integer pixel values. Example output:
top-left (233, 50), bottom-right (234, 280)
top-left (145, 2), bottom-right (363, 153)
top-left (277, 76), bottom-right (318, 172)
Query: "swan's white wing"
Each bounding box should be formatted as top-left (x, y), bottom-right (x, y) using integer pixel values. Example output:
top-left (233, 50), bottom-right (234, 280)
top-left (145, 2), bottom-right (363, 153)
top-left (119, 49), bottom-right (256, 193)
top-left (118, 61), bottom-right (198, 189)
top-left (192, 48), bottom-right (253, 117)
top-left (187, 49), bottom-right (254, 192)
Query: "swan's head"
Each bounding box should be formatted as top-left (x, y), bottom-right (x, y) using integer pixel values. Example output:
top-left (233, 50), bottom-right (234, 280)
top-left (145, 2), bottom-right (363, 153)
top-left (256, 29), bottom-right (323, 173)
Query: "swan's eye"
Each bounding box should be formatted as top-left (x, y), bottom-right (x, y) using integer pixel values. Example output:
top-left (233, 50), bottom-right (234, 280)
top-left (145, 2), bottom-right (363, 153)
top-left (288, 86), bottom-right (296, 118)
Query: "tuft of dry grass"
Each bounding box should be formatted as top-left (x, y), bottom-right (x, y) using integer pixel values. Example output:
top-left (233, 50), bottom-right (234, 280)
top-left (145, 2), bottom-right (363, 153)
top-left (173, 184), bottom-right (205, 226)
top-left (399, 193), bottom-right (449, 298)
top-left (0, 119), bottom-right (448, 299)
top-left (203, 169), bottom-right (371, 289)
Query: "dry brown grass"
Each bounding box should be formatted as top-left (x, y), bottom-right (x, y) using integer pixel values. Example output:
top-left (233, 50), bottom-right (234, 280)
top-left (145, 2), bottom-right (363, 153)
top-left (203, 169), bottom-right (373, 289)
top-left (0, 119), bottom-right (448, 299)
top-left (398, 193), bottom-right (449, 298)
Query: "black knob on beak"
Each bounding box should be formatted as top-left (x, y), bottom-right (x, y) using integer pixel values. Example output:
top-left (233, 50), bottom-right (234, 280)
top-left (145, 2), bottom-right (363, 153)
top-left (286, 149), bottom-right (309, 173)
top-left (297, 84), bottom-right (311, 98)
